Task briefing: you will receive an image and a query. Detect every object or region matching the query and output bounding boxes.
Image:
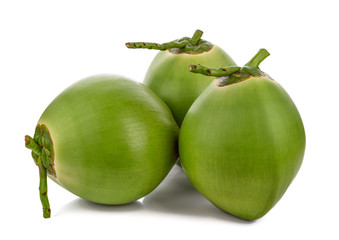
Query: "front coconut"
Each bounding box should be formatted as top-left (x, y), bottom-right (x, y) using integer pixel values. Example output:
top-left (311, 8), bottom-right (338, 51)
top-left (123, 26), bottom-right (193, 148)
top-left (25, 75), bottom-right (179, 218)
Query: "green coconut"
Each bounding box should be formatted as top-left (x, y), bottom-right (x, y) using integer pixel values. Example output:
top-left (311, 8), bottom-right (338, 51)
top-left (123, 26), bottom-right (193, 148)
top-left (126, 30), bottom-right (235, 126)
top-left (25, 75), bottom-right (179, 218)
top-left (179, 49), bottom-right (306, 220)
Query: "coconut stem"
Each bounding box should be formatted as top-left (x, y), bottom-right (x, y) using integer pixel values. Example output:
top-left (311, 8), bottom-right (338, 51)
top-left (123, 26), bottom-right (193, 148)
top-left (125, 30), bottom-right (203, 50)
top-left (125, 41), bottom-right (187, 50)
top-left (189, 64), bottom-right (241, 77)
top-left (37, 155), bottom-right (51, 218)
top-left (25, 135), bottom-right (51, 218)
top-left (190, 29), bottom-right (203, 45)
top-left (125, 29), bottom-right (213, 54)
top-left (25, 135), bottom-right (41, 156)
top-left (245, 48), bottom-right (270, 68)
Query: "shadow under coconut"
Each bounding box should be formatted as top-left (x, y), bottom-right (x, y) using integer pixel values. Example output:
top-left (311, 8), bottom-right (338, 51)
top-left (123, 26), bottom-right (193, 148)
top-left (143, 166), bottom-right (253, 224)
top-left (55, 198), bottom-right (143, 216)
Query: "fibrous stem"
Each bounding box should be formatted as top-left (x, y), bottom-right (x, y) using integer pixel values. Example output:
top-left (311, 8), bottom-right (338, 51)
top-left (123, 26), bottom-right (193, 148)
top-left (190, 29), bottom-right (203, 45)
top-left (125, 41), bottom-right (187, 50)
top-left (189, 64), bottom-right (241, 77)
top-left (37, 155), bottom-right (51, 218)
top-left (25, 135), bottom-right (51, 218)
top-left (245, 48), bottom-right (270, 68)
top-left (125, 29), bottom-right (213, 54)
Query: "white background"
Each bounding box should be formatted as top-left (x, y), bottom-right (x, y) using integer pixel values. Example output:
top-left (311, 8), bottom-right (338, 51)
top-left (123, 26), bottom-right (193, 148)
top-left (1, 0), bottom-right (338, 239)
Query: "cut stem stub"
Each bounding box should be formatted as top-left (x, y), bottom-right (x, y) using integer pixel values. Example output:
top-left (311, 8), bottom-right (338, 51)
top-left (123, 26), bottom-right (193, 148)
top-left (245, 48), bottom-right (270, 68)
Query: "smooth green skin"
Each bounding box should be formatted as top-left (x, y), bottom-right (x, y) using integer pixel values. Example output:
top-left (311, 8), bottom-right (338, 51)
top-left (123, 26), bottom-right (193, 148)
top-left (179, 76), bottom-right (306, 220)
top-left (143, 45), bottom-right (235, 126)
top-left (38, 75), bottom-right (179, 204)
